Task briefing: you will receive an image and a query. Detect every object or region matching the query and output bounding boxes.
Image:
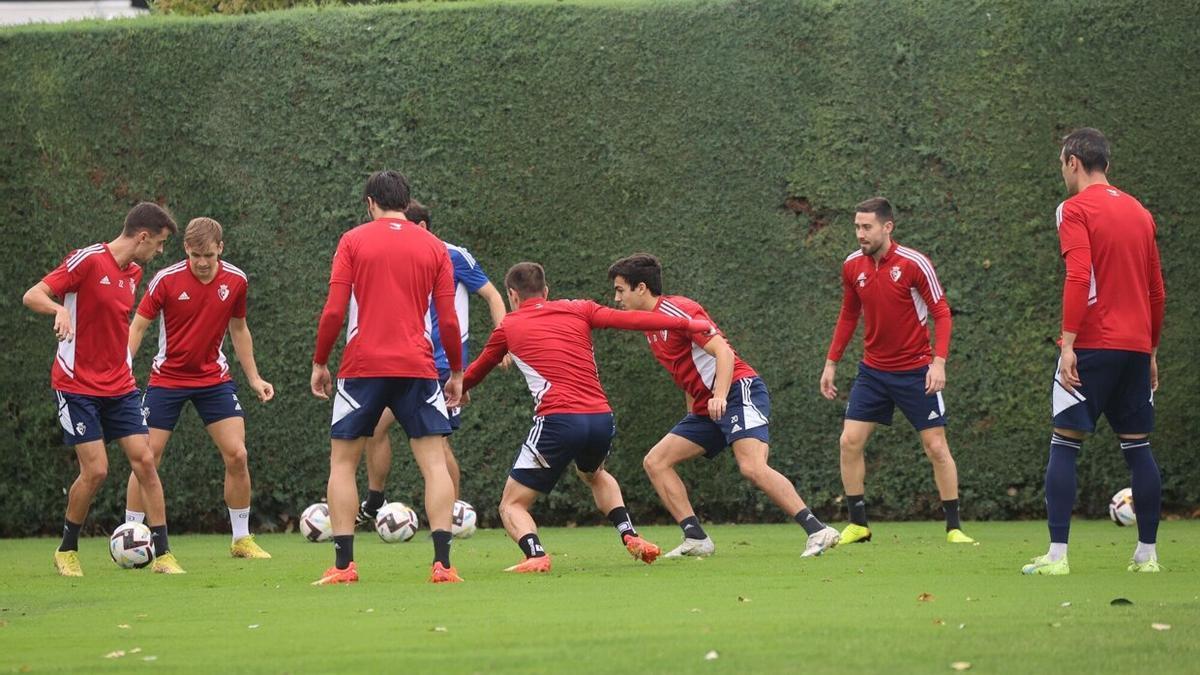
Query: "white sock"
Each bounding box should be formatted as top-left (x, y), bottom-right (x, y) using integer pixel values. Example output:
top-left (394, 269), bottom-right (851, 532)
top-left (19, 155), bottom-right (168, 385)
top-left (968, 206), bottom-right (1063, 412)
top-left (125, 510), bottom-right (145, 524)
top-left (1134, 541), bottom-right (1157, 563)
top-left (1046, 542), bottom-right (1068, 561)
top-left (229, 507), bottom-right (251, 540)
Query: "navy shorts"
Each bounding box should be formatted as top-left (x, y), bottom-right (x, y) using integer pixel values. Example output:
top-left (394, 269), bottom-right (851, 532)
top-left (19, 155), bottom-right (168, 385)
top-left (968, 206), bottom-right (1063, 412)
top-left (845, 363), bottom-right (946, 431)
top-left (669, 377), bottom-right (771, 458)
top-left (510, 413), bottom-right (615, 494)
top-left (144, 381), bottom-right (244, 431)
top-left (438, 369), bottom-right (462, 433)
top-left (1052, 349), bottom-right (1154, 435)
top-left (54, 390), bottom-right (147, 446)
top-left (332, 377), bottom-right (451, 440)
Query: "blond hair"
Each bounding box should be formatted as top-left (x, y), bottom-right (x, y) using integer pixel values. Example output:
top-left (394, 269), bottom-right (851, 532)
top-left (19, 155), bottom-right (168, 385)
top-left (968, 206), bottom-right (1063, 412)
top-left (184, 217), bottom-right (223, 249)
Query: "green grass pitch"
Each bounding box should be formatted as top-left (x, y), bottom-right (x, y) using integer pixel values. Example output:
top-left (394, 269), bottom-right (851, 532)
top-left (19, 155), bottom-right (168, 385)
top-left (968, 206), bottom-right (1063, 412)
top-left (2, 521), bottom-right (1196, 673)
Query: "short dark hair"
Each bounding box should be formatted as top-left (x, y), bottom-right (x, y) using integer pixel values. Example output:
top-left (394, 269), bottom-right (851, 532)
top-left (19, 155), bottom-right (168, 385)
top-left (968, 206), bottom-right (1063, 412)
top-left (855, 197), bottom-right (894, 224)
top-left (505, 262), bottom-right (547, 299)
top-left (363, 170), bottom-right (411, 211)
top-left (404, 200), bottom-right (431, 228)
top-left (607, 253), bottom-right (663, 296)
top-left (123, 202), bottom-right (177, 237)
top-left (1061, 128), bottom-right (1110, 174)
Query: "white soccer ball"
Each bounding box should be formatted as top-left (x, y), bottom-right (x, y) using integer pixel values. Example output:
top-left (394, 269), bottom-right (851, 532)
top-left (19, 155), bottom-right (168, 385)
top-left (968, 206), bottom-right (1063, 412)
top-left (376, 502), bottom-right (419, 543)
top-left (452, 499), bottom-right (477, 539)
top-left (110, 522), bottom-right (155, 569)
top-left (1109, 488), bottom-right (1136, 527)
top-left (300, 503), bottom-right (332, 542)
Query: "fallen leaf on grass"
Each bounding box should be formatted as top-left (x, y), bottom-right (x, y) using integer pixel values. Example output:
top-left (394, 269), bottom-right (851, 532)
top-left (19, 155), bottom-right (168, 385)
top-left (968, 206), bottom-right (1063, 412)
top-left (1050, 623), bottom-right (1062, 628)
top-left (1151, 623), bottom-right (1171, 631)
top-left (950, 662), bottom-right (971, 671)
top-left (143, 656), bottom-right (158, 662)
top-left (933, 619), bottom-right (945, 626)
top-left (704, 650), bottom-right (719, 661)
top-left (104, 651), bottom-right (126, 659)
top-left (1060, 602), bottom-right (1071, 608)
top-left (918, 593), bottom-right (935, 602)
top-left (129, 648), bottom-right (142, 654)
top-left (690, 608), bottom-right (702, 613)
top-left (737, 596), bottom-right (751, 603)
top-left (117, 624), bottom-right (131, 629)
top-left (248, 624), bottom-right (260, 629)
top-left (432, 626), bottom-right (448, 633)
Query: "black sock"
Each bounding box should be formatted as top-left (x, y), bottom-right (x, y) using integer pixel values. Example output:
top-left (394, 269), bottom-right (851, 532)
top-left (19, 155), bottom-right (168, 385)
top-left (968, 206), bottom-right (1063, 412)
top-left (432, 530), bottom-right (453, 567)
top-left (793, 508), bottom-right (826, 535)
top-left (518, 532), bottom-right (546, 558)
top-left (150, 525), bottom-right (169, 557)
top-left (679, 515), bottom-right (707, 540)
top-left (607, 506), bottom-right (637, 542)
top-left (846, 494), bottom-right (868, 526)
top-left (333, 534), bottom-right (354, 569)
top-left (364, 490), bottom-right (385, 512)
top-left (943, 499), bottom-right (961, 531)
top-left (59, 519), bottom-right (82, 552)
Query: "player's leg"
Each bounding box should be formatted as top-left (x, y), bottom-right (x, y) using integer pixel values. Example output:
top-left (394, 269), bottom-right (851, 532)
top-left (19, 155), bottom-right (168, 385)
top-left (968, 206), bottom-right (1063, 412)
top-left (206, 411), bottom-right (270, 559)
top-left (444, 438), bottom-right (462, 500)
top-left (51, 391), bottom-right (107, 575)
top-left (840, 364), bottom-right (894, 543)
top-left (643, 427), bottom-right (716, 557)
top-left (116, 432), bottom-right (183, 573)
top-left (730, 437), bottom-right (839, 557)
top-left (126, 386), bottom-right (182, 524)
top-left (1109, 351), bottom-right (1160, 572)
top-left (359, 408), bottom-right (395, 525)
top-left (125, 428), bottom-right (170, 523)
top-left (575, 413), bottom-right (659, 563)
top-left (498, 477), bottom-right (550, 572)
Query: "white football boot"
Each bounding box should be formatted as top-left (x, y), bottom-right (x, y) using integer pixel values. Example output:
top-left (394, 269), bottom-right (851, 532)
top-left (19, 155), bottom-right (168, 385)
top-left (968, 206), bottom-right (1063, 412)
top-left (664, 536), bottom-right (716, 558)
top-left (800, 526), bottom-right (841, 557)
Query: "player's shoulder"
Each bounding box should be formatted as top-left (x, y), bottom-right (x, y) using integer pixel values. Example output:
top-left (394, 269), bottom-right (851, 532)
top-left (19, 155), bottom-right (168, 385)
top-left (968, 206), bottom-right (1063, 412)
top-left (893, 244), bottom-right (935, 268)
top-left (147, 260), bottom-right (189, 293)
top-left (62, 243), bottom-right (107, 272)
top-left (444, 242), bottom-right (478, 267)
top-left (842, 249), bottom-right (866, 267)
top-left (658, 294), bottom-right (701, 318)
top-left (220, 260), bottom-right (249, 284)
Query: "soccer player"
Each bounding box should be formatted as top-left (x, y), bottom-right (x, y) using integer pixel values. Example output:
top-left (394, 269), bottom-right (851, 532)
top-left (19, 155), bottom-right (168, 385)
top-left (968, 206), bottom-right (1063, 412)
top-left (310, 170), bottom-right (465, 585)
top-left (819, 197), bottom-right (974, 545)
top-left (1022, 128), bottom-right (1166, 575)
top-left (464, 262), bottom-right (714, 572)
top-left (124, 217), bottom-right (274, 560)
top-left (356, 200), bottom-right (508, 526)
top-left (608, 254), bottom-right (841, 558)
top-left (22, 202), bottom-right (186, 576)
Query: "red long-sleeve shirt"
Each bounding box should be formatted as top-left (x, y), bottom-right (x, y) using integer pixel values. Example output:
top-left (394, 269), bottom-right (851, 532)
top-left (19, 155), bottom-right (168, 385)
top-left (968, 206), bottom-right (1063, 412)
top-left (1056, 184), bottom-right (1165, 353)
top-left (826, 242), bottom-right (952, 372)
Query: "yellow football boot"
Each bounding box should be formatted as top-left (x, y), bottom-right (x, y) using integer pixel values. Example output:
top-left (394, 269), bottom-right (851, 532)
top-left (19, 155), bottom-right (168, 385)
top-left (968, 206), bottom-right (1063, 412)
top-left (839, 523), bottom-right (872, 544)
top-left (231, 535), bottom-right (272, 559)
top-left (946, 528), bottom-right (976, 544)
top-left (152, 552), bottom-right (187, 574)
top-left (54, 549), bottom-right (83, 577)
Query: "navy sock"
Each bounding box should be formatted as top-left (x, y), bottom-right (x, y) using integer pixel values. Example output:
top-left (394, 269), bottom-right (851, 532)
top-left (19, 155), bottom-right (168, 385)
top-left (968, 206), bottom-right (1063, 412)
top-left (59, 519), bottom-right (82, 552)
top-left (1045, 433), bottom-right (1081, 544)
top-left (333, 534), bottom-right (354, 569)
top-left (793, 508), bottom-right (826, 535)
top-left (942, 499), bottom-right (961, 531)
top-left (846, 494), bottom-right (868, 526)
top-left (364, 490), bottom-right (386, 512)
top-left (679, 515), bottom-right (707, 540)
top-left (607, 506), bottom-right (637, 542)
top-left (518, 532), bottom-right (546, 558)
top-left (150, 525), bottom-right (170, 557)
top-left (432, 530), bottom-right (453, 567)
top-left (1121, 438), bottom-right (1161, 545)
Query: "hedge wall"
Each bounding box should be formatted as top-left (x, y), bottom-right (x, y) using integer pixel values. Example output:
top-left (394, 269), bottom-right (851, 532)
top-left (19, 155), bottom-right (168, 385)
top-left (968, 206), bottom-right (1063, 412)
top-left (1, 0), bottom-right (1197, 536)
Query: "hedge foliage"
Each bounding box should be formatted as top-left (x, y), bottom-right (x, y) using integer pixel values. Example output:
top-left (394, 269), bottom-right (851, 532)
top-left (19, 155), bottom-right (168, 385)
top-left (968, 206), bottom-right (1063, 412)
top-left (1, 0), bottom-right (1197, 536)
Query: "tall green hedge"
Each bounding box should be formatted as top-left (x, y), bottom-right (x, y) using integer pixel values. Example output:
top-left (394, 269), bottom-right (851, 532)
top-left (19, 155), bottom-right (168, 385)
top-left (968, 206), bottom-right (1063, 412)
top-left (1, 0), bottom-right (1196, 536)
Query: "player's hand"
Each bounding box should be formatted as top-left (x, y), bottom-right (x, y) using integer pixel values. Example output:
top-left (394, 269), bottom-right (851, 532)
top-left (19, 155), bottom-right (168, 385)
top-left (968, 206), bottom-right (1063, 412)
top-left (443, 371), bottom-right (463, 409)
top-left (1057, 347), bottom-right (1082, 393)
top-left (686, 319), bottom-right (715, 335)
top-left (501, 353), bottom-right (513, 370)
top-left (251, 378), bottom-right (275, 402)
top-left (819, 362), bottom-right (838, 400)
top-left (460, 390), bottom-right (472, 407)
top-left (925, 359), bottom-right (946, 395)
top-left (1150, 352), bottom-right (1159, 392)
top-left (707, 395), bottom-right (727, 419)
top-left (54, 306), bottom-right (74, 342)
top-left (310, 363), bottom-right (332, 400)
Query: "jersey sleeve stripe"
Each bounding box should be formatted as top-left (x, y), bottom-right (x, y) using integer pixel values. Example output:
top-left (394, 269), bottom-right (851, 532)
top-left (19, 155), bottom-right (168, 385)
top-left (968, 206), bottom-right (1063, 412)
top-left (1055, 201), bottom-right (1065, 230)
top-left (844, 250), bottom-right (864, 264)
top-left (895, 247), bottom-right (943, 301)
top-left (146, 262), bottom-right (188, 295)
top-left (222, 262), bottom-right (248, 281)
top-left (446, 244), bottom-right (478, 268)
top-left (658, 300), bottom-right (691, 319)
top-left (65, 245), bottom-right (106, 272)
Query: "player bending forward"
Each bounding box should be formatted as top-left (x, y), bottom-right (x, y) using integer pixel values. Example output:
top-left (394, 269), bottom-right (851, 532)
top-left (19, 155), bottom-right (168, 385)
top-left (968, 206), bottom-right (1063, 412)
top-left (464, 262), bottom-right (713, 573)
top-left (608, 254), bottom-right (840, 559)
top-left (125, 217), bottom-right (274, 560)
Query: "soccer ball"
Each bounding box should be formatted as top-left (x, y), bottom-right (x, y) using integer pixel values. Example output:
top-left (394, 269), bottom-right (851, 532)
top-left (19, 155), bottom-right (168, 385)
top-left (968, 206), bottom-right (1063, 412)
top-left (110, 522), bottom-right (155, 569)
top-left (1109, 488), bottom-right (1136, 526)
top-left (300, 503), bottom-right (332, 542)
top-left (452, 499), bottom-right (477, 539)
top-left (376, 502), bottom-right (419, 543)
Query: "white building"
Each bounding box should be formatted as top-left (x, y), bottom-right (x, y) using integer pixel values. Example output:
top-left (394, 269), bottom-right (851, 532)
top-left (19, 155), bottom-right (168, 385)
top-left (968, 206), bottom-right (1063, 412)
top-left (0, 0), bottom-right (149, 26)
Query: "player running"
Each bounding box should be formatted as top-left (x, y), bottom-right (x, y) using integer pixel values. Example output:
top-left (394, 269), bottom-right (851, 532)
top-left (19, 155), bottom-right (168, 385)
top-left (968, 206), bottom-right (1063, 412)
top-left (124, 217), bottom-right (274, 560)
top-left (1022, 128), bottom-right (1166, 576)
top-left (820, 197), bottom-right (974, 545)
top-left (464, 262), bottom-right (713, 573)
top-left (357, 200), bottom-right (508, 527)
top-left (22, 202), bottom-right (186, 576)
top-left (310, 170), bottom-right (465, 585)
top-left (608, 254), bottom-right (841, 559)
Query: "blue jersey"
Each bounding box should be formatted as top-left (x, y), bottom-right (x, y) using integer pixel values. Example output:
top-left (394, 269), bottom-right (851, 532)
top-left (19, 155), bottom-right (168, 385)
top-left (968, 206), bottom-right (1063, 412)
top-left (427, 243), bottom-right (490, 373)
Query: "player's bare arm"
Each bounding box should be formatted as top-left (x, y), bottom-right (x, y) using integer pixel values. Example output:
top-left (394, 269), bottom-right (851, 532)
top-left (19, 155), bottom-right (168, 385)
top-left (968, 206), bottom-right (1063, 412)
top-left (23, 281), bottom-right (73, 342)
top-left (701, 335), bottom-right (734, 419)
top-left (476, 281), bottom-right (512, 369)
top-left (128, 313), bottom-right (152, 356)
top-left (820, 359), bottom-right (838, 400)
top-left (229, 317), bottom-right (274, 402)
